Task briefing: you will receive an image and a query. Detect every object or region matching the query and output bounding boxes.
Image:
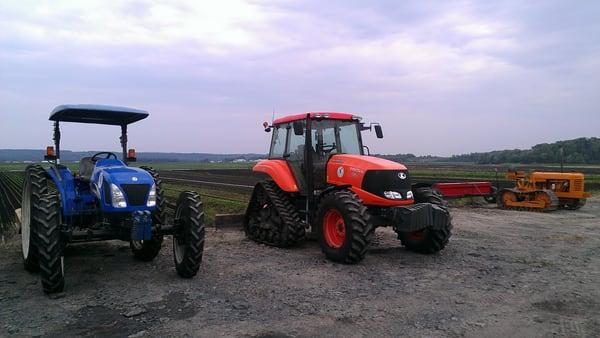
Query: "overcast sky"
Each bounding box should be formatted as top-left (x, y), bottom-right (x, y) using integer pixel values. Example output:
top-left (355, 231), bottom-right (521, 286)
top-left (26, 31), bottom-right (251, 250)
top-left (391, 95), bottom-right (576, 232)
top-left (1, 0), bottom-right (599, 156)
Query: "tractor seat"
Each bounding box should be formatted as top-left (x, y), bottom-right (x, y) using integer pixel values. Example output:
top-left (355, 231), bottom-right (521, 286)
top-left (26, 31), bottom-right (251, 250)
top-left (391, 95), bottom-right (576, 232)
top-left (79, 157), bottom-right (95, 181)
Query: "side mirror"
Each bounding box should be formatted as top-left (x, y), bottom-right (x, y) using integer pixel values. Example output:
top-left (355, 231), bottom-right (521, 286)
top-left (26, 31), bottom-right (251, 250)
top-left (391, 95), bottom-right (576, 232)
top-left (293, 121), bottom-right (304, 136)
top-left (374, 125), bottom-right (383, 138)
top-left (263, 122), bottom-right (271, 133)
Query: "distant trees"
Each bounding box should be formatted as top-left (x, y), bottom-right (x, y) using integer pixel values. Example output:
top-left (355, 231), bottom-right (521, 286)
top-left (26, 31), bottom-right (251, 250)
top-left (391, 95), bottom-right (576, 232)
top-left (448, 137), bottom-right (600, 164)
top-left (379, 137), bottom-right (600, 164)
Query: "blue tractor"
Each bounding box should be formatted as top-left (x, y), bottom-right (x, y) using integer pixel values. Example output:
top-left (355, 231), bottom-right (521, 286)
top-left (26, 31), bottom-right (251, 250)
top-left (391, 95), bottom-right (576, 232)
top-left (21, 105), bottom-right (205, 294)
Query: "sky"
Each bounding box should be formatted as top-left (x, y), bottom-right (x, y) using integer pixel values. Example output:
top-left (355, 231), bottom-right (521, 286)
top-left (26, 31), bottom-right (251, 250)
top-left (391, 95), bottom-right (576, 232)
top-left (0, 0), bottom-right (599, 156)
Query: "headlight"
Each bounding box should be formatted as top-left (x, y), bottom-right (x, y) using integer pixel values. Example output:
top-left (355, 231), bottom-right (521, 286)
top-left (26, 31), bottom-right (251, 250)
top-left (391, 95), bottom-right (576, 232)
top-left (406, 190), bottom-right (413, 199)
top-left (383, 191), bottom-right (403, 200)
top-left (110, 183), bottom-right (127, 208)
top-left (147, 183), bottom-right (157, 207)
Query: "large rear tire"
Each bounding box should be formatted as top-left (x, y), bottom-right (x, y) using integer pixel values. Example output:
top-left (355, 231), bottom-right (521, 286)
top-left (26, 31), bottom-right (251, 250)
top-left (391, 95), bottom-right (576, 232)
top-left (173, 191), bottom-right (205, 278)
top-left (316, 190), bottom-right (373, 264)
top-left (21, 165), bottom-right (48, 272)
top-left (399, 187), bottom-right (452, 254)
top-left (244, 180), bottom-right (305, 247)
top-left (131, 166), bottom-right (165, 261)
top-left (35, 193), bottom-right (65, 294)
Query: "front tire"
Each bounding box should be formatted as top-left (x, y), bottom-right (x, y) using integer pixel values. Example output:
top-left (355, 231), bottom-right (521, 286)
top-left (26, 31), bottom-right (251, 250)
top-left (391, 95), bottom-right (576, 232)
top-left (173, 191), bottom-right (205, 278)
top-left (131, 166), bottom-right (166, 261)
top-left (21, 165), bottom-right (48, 272)
top-left (316, 190), bottom-right (373, 264)
top-left (35, 193), bottom-right (65, 294)
top-left (399, 187), bottom-right (452, 254)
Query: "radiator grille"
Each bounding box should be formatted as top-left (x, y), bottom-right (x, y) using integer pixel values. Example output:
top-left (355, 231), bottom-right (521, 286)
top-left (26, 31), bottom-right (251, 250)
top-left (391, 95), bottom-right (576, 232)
top-left (362, 170), bottom-right (412, 199)
top-left (573, 179), bottom-right (583, 192)
top-left (121, 184), bottom-right (150, 206)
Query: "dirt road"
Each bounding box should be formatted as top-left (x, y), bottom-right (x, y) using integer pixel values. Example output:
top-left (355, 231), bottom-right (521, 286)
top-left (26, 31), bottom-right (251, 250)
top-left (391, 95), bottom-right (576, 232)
top-left (1, 198), bottom-right (599, 337)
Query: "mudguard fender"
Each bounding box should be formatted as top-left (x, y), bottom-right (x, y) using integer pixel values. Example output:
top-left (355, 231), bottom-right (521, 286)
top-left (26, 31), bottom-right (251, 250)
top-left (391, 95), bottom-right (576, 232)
top-left (253, 160), bottom-right (299, 193)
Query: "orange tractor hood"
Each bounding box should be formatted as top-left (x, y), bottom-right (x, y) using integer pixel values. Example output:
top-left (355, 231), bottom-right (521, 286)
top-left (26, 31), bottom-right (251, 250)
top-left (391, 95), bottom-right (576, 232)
top-left (327, 154), bottom-right (413, 206)
top-left (328, 154), bottom-right (407, 171)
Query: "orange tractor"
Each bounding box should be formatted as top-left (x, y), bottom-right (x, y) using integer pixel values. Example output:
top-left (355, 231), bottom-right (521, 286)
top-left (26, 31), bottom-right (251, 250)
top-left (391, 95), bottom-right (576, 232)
top-left (244, 112), bottom-right (452, 263)
top-left (498, 170), bottom-right (591, 212)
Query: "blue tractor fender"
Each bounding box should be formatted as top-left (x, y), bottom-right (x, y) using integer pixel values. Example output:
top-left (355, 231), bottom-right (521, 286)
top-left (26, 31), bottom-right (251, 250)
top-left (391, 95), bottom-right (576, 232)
top-left (45, 166), bottom-right (81, 217)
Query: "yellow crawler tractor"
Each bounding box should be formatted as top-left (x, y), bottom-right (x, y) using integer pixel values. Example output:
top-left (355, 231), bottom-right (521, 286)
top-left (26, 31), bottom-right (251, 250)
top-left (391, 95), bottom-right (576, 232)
top-left (498, 170), bottom-right (591, 212)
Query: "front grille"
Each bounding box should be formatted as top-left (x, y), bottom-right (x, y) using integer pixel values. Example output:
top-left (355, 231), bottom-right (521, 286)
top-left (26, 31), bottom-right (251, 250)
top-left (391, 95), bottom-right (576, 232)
top-left (574, 179), bottom-right (583, 192)
top-left (362, 170), bottom-right (412, 198)
top-left (121, 184), bottom-right (150, 206)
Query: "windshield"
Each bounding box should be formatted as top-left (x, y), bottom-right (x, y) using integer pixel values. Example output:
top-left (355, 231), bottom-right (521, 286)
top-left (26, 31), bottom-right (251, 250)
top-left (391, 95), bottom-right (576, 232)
top-left (311, 120), bottom-right (362, 155)
top-left (269, 124), bottom-right (288, 158)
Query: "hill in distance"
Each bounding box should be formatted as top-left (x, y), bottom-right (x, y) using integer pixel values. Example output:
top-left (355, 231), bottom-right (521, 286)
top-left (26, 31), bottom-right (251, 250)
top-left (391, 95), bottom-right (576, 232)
top-left (2, 137), bottom-right (599, 164)
top-left (0, 149), bottom-right (265, 163)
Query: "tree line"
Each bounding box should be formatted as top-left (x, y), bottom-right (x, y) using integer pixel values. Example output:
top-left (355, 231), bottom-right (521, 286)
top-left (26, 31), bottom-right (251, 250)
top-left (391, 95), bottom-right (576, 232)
top-left (381, 137), bottom-right (600, 164)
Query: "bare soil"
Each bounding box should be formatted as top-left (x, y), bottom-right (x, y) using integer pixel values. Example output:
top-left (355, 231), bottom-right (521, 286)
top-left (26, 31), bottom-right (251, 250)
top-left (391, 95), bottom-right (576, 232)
top-left (1, 198), bottom-right (599, 337)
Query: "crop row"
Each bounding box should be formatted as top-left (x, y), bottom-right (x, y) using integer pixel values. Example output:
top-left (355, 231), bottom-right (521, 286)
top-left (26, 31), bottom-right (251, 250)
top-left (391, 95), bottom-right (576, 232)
top-left (0, 171), bottom-right (24, 233)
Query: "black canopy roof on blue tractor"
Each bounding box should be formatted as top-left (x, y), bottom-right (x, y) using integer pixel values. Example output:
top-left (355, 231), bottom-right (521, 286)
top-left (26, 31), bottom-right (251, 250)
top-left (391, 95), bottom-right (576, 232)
top-left (49, 104), bottom-right (149, 125)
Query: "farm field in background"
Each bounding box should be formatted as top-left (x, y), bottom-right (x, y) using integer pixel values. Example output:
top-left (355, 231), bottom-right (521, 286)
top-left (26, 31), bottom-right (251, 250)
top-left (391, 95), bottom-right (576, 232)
top-left (1, 161), bottom-right (599, 231)
top-left (2, 161), bottom-right (600, 181)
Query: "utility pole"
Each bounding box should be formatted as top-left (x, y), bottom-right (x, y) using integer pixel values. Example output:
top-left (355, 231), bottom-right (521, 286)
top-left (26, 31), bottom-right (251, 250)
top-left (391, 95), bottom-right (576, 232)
top-left (560, 147), bottom-right (564, 172)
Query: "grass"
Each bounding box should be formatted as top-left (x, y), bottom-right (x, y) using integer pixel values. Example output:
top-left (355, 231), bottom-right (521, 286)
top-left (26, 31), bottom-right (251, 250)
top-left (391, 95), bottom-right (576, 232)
top-left (2, 160), bottom-right (599, 181)
top-left (162, 183), bottom-right (249, 225)
top-left (133, 162), bottom-right (254, 170)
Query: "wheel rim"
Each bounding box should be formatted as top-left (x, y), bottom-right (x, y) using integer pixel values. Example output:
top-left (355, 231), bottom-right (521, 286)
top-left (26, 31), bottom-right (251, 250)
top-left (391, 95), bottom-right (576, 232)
top-left (323, 208), bottom-right (345, 249)
top-left (173, 234), bottom-right (185, 264)
top-left (21, 180), bottom-right (31, 258)
top-left (174, 203), bottom-right (186, 264)
top-left (536, 192), bottom-right (551, 207)
top-left (405, 230), bottom-right (426, 242)
top-left (502, 191), bottom-right (516, 205)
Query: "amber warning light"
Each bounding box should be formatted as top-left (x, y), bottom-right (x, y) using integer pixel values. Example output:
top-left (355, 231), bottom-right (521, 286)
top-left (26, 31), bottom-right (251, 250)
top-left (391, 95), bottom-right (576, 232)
top-left (44, 146), bottom-right (56, 161)
top-left (127, 148), bottom-right (137, 162)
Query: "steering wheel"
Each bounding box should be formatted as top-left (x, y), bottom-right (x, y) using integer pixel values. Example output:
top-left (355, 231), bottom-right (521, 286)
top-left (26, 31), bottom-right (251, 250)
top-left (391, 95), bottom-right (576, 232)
top-left (321, 143), bottom-right (337, 154)
top-left (91, 152), bottom-right (118, 161)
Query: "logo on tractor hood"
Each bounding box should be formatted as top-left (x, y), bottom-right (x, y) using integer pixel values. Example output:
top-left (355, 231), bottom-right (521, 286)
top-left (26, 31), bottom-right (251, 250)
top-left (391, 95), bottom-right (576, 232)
top-left (132, 176), bottom-right (138, 182)
top-left (337, 166), bottom-right (345, 178)
top-left (398, 172), bottom-right (407, 180)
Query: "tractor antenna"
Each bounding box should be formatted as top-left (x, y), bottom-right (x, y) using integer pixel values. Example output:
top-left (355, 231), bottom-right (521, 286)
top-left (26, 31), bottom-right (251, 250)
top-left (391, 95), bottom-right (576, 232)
top-left (271, 108), bottom-right (275, 125)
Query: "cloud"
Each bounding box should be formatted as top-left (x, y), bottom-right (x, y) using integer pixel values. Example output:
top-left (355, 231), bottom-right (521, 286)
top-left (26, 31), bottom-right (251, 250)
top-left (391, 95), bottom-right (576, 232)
top-left (0, 0), bottom-right (599, 155)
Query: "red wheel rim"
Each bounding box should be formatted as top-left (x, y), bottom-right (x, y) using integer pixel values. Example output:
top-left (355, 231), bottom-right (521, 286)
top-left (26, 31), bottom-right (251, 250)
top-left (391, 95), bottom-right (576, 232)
top-left (406, 230), bottom-right (426, 241)
top-left (323, 208), bottom-right (346, 249)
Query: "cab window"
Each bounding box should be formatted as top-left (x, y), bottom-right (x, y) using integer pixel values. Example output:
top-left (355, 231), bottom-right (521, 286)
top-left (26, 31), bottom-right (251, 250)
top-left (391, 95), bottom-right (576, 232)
top-left (338, 123), bottom-right (361, 154)
top-left (312, 120), bottom-right (362, 157)
top-left (269, 124), bottom-right (288, 158)
top-left (287, 120), bottom-right (306, 161)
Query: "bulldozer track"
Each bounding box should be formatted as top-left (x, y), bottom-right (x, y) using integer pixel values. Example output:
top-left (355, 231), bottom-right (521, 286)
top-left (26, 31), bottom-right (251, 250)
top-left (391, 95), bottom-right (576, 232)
top-left (498, 188), bottom-right (559, 212)
top-left (244, 180), bottom-right (305, 247)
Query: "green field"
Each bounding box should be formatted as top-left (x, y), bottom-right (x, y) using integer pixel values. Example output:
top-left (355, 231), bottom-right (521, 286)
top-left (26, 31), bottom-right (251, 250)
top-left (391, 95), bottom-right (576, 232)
top-left (1, 160), bottom-right (598, 231)
top-left (2, 160), bottom-right (599, 183)
top-left (163, 183), bottom-right (249, 224)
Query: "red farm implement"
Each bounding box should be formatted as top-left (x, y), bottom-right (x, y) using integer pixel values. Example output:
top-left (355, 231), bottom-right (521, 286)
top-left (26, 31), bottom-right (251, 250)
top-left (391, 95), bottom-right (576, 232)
top-left (431, 182), bottom-right (497, 203)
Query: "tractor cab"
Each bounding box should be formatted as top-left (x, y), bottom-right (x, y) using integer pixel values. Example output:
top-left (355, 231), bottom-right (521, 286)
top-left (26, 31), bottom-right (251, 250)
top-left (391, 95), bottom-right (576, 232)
top-left (262, 112), bottom-right (384, 193)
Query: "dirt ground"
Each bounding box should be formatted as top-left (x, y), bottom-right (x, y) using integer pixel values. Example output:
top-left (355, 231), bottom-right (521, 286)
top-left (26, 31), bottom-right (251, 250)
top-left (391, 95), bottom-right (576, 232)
top-left (1, 197), bottom-right (599, 338)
